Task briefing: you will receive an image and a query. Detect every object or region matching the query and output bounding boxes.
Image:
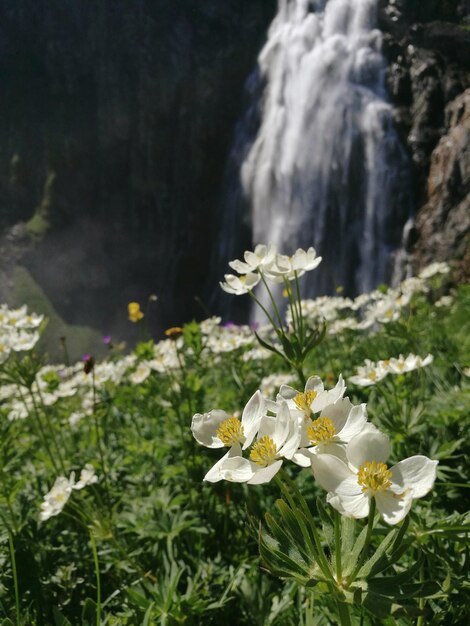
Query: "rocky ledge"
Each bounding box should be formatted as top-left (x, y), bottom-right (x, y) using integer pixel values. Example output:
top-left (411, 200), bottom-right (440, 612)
top-left (378, 0), bottom-right (470, 279)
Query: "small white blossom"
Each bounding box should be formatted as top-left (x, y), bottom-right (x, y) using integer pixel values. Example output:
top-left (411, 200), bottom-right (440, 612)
top-left (74, 464), bottom-right (98, 490)
top-left (40, 474), bottom-right (75, 522)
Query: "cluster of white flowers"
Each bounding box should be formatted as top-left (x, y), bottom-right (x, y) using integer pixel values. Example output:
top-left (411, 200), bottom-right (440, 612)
top-left (349, 354), bottom-right (434, 387)
top-left (286, 260), bottom-right (451, 336)
top-left (220, 244), bottom-right (322, 295)
top-left (39, 464), bottom-right (98, 521)
top-left (0, 304), bottom-right (43, 364)
top-left (191, 375), bottom-right (437, 525)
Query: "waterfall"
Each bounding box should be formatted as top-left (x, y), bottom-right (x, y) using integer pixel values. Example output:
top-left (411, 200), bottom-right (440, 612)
top-left (216, 0), bottom-right (412, 316)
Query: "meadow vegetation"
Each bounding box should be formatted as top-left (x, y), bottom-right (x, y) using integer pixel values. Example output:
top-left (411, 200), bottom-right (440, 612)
top-left (0, 248), bottom-right (468, 625)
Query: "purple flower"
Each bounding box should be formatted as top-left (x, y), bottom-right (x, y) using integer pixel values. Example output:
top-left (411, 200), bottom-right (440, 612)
top-left (102, 335), bottom-right (112, 345)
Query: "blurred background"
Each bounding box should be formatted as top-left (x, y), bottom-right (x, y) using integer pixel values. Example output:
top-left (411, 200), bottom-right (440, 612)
top-left (0, 0), bottom-right (468, 359)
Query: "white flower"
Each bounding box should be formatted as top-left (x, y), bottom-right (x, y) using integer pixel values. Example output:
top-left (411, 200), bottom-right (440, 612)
top-left (69, 411), bottom-right (86, 427)
top-left (74, 464), bottom-right (98, 490)
top-left (0, 337), bottom-right (11, 364)
top-left (220, 273), bottom-right (261, 295)
top-left (191, 390), bottom-right (265, 452)
top-left (311, 430), bottom-right (438, 525)
top-left (129, 362), bottom-right (151, 384)
top-left (386, 353), bottom-right (433, 375)
top-left (419, 262), bottom-right (450, 280)
top-left (40, 473), bottom-right (75, 521)
top-left (228, 244), bottom-right (277, 274)
top-left (292, 398), bottom-right (368, 467)
top-left (278, 374), bottom-right (346, 417)
top-left (264, 247), bottom-right (322, 282)
top-left (435, 295), bottom-right (453, 308)
top-left (206, 401), bottom-right (301, 485)
top-left (349, 360), bottom-right (389, 387)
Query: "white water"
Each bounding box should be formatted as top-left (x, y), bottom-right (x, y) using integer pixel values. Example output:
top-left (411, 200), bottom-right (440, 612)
top-left (219, 0), bottom-right (411, 310)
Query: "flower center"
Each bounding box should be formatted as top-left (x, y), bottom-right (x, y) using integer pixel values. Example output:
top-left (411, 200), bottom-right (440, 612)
top-left (250, 436), bottom-right (277, 466)
top-left (293, 390), bottom-right (317, 415)
top-left (367, 371), bottom-right (377, 380)
top-left (216, 417), bottom-right (244, 447)
top-left (307, 416), bottom-right (336, 446)
top-left (357, 461), bottom-right (392, 494)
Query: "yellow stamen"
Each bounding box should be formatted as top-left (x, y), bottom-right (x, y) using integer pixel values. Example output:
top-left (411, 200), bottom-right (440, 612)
top-left (307, 416), bottom-right (336, 446)
top-left (216, 417), bottom-right (244, 447)
top-left (367, 371), bottom-right (377, 380)
top-left (358, 461), bottom-right (392, 494)
top-left (250, 436), bottom-right (277, 467)
top-left (294, 390), bottom-right (317, 415)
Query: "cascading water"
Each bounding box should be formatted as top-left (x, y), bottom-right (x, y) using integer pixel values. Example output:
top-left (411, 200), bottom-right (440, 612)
top-left (215, 0), bottom-right (412, 317)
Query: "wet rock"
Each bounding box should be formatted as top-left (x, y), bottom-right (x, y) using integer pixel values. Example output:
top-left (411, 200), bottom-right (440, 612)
top-left (412, 89), bottom-right (470, 275)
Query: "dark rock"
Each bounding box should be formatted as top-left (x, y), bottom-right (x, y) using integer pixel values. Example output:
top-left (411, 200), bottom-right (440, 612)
top-left (412, 89), bottom-right (470, 275)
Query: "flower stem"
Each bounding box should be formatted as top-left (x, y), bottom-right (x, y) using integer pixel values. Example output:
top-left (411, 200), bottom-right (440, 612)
top-left (260, 271), bottom-right (285, 331)
top-left (336, 596), bottom-right (352, 626)
top-left (334, 509), bottom-right (342, 584)
top-left (90, 530), bottom-right (101, 626)
top-left (347, 497), bottom-right (376, 585)
top-left (8, 529), bottom-right (20, 626)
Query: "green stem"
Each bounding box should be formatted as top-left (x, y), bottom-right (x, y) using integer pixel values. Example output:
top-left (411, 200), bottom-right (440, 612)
top-left (347, 497), bottom-right (376, 585)
top-left (90, 530), bottom-right (101, 626)
top-left (259, 271), bottom-right (285, 330)
top-left (294, 271), bottom-right (305, 343)
top-left (8, 529), bottom-right (20, 626)
top-left (277, 471), bottom-right (334, 582)
top-left (17, 385), bottom-right (58, 473)
top-left (283, 276), bottom-right (299, 335)
top-left (336, 596), bottom-right (352, 626)
top-left (417, 559), bottom-right (426, 626)
top-left (334, 509), bottom-right (342, 584)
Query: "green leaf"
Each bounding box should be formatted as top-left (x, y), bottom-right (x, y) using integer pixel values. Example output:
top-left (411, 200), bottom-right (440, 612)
top-left (52, 607), bottom-right (73, 626)
top-left (343, 523), bottom-right (369, 578)
top-left (81, 598), bottom-right (97, 625)
top-left (357, 528), bottom-right (398, 579)
top-left (363, 592), bottom-right (394, 618)
top-left (254, 332), bottom-right (285, 360)
top-left (341, 516), bottom-right (356, 559)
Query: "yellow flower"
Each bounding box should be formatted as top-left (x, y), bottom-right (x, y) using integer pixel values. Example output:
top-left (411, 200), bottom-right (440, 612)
top-left (128, 302), bottom-right (144, 323)
top-left (165, 326), bottom-right (183, 338)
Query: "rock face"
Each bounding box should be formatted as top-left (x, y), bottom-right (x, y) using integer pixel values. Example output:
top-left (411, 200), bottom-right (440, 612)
top-left (0, 0), bottom-right (276, 337)
top-left (378, 0), bottom-right (470, 277)
top-left (412, 90), bottom-right (470, 274)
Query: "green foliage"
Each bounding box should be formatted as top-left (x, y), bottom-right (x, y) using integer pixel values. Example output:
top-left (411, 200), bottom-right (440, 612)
top-left (0, 281), bottom-right (468, 624)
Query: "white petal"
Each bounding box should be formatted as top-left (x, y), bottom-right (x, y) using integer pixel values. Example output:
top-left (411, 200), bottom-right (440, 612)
top-left (337, 403), bottom-right (368, 441)
top-left (376, 490), bottom-right (413, 525)
top-left (311, 374), bottom-right (346, 413)
top-left (327, 491), bottom-right (370, 519)
top-left (228, 259), bottom-right (251, 274)
top-left (311, 453), bottom-right (354, 493)
top-left (278, 383), bottom-right (299, 401)
top-left (292, 449), bottom-right (313, 467)
top-left (321, 397), bottom-right (353, 434)
top-left (305, 376), bottom-right (324, 394)
top-left (191, 410), bottom-right (229, 448)
top-left (220, 456), bottom-right (257, 483)
top-left (203, 444), bottom-right (252, 483)
top-left (316, 441), bottom-right (348, 463)
top-left (390, 456), bottom-right (438, 499)
top-left (247, 460), bottom-right (283, 485)
top-left (241, 390), bottom-right (266, 449)
top-left (347, 429), bottom-right (390, 470)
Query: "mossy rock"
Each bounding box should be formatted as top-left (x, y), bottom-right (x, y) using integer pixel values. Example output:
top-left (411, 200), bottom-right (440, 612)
top-left (11, 265), bottom-right (105, 363)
